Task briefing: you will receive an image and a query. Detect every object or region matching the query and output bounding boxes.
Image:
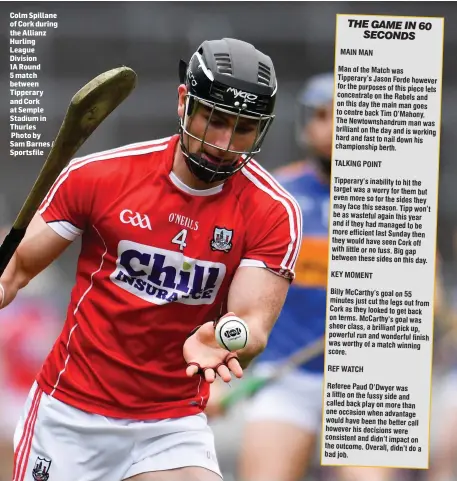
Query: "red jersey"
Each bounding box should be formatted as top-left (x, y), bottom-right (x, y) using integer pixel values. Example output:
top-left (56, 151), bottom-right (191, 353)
top-left (37, 134), bottom-right (302, 419)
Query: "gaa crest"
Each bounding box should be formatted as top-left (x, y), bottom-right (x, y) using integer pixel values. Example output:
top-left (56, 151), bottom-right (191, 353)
top-left (210, 227), bottom-right (233, 253)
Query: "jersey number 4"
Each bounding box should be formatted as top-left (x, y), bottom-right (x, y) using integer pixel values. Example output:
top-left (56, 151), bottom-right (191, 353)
top-left (171, 229), bottom-right (188, 251)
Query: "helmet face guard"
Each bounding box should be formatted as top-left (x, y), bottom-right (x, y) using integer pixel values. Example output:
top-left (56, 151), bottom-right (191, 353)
top-left (179, 94), bottom-right (275, 183)
top-left (178, 38), bottom-right (277, 184)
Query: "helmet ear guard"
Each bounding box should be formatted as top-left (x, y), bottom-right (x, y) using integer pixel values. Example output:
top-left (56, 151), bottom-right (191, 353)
top-left (179, 59), bottom-right (187, 84)
top-left (178, 60), bottom-right (195, 116)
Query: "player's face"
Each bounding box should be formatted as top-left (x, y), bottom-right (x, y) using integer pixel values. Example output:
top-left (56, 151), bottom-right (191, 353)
top-left (189, 104), bottom-right (261, 163)
top-left (178, 86), bottom-right (263, 166)
top-left (305, 102), bottom-right (334, 159)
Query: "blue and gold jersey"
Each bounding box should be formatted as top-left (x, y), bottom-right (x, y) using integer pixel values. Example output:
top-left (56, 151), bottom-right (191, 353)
top-left (257, 161), bottom-right (330, 374)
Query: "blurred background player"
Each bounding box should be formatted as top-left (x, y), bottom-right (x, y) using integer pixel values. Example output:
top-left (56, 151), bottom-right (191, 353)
top-left (426, 254), bottom-right (457, 481)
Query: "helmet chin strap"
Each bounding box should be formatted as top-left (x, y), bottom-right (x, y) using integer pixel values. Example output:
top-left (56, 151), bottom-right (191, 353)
top-left (178, 121), bottom-right (238, 184)
top-left (182, 147), bottom-right (237, 184)
top-left (186, 154), bottom-right (237, 184)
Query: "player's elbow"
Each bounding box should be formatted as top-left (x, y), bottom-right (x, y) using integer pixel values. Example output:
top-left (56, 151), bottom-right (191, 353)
top-left (0, 253), bottom-right (32, 309)
top-left (250, 328), bottom-right (268, 354)
top-left (238, 326), bottom-right (268, 367)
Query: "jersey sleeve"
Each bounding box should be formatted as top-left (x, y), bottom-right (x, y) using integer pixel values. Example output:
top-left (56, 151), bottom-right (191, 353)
top-left (38, 159), bottom-right (94, 241)
top-left (240, 198), bottom-right (303, 282)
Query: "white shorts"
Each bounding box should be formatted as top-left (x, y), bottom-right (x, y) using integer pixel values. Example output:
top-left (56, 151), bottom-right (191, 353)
top-left (243, 364), bottom-right (324, 433)
top-left (13, 382), bottom-right (222, 481)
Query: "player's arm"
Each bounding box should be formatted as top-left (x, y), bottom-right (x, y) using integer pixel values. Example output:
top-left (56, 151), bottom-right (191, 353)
top-left (226, 266), bottom-right (290, 368)
top-left (0, 213), bottom-right (72, 309)
top-left (228, 182), bottom-right (303, 368)
top-left (0, 160), bottom-right (96, 310)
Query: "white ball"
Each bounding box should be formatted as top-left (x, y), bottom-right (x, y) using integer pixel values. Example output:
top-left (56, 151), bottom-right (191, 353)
top-left (215, 315), bottom-right (250, 351)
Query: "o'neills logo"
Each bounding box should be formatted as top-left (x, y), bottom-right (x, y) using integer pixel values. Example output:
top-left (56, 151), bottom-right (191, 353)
top-left (169, 213), bottom-right (199, 231)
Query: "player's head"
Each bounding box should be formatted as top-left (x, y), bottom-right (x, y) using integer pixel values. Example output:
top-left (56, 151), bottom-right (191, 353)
top-left (177, 38), bottom-right (277, 183)
top-left (296, 72), bottom-right (334, 174)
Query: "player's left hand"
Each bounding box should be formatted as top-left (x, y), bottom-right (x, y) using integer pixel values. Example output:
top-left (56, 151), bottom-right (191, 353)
top-left (184, 312), bottom-right (244, 384)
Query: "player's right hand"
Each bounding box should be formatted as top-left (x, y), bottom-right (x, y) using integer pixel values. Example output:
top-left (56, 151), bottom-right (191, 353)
top-left (183, 313), bottom-right (244, 384)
